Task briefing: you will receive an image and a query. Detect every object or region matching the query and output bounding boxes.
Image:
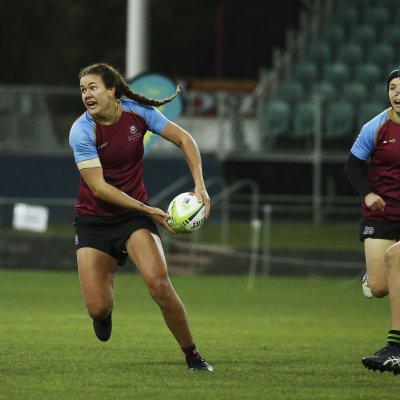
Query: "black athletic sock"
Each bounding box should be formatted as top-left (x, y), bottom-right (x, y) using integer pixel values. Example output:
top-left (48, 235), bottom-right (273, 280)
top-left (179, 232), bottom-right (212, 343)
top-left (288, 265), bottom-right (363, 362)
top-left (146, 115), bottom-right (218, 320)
top-left (182, 343), bottom-right (199, 363)
top-left (388, 330), bottom-right (400, 348)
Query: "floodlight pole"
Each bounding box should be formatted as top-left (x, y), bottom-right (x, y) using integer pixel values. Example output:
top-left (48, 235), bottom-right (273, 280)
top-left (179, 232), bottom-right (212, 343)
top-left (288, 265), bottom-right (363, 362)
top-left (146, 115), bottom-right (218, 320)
top-left (126, 0), bottom-right (148, 79)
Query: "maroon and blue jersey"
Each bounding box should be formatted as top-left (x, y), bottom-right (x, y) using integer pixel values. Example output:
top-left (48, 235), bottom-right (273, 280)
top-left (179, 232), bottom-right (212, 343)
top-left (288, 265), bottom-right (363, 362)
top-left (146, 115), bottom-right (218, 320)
top-left (69, 98), bottom-right (168, 216)
top-left (351, 108), bottom-right (400, 221)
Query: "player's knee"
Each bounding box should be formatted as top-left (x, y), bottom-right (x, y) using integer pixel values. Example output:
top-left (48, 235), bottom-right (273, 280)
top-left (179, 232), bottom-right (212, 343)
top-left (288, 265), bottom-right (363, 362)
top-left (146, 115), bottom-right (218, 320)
top-left (367, 273), bottom-right (388, 298)
top-left (370, 285), bottom-right (388, 298)
top-left (385, 245), bottom-right (400, 271)
top-left (148, 276), bottom-right (172, 304)
top-left (87, 303), bottom-right (112, 320)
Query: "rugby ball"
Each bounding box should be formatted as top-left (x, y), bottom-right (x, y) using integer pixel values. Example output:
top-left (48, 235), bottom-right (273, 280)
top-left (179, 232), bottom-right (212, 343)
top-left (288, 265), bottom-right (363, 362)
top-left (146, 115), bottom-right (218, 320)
top-left (167, 192), bottom-right (206, 234)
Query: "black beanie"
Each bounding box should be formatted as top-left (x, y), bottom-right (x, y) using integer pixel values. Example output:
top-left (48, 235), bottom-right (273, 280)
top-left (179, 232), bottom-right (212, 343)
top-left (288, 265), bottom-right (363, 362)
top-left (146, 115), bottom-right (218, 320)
top-left (387, 69), bottom-right (400, 90)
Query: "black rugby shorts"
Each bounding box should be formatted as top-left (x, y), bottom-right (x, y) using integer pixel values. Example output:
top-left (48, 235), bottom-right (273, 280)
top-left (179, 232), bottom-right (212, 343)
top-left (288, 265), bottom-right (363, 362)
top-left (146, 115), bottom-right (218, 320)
top-left (359, 219), bottom-right (400, 242)
top-left (74, 212), bottom-right (159, 266)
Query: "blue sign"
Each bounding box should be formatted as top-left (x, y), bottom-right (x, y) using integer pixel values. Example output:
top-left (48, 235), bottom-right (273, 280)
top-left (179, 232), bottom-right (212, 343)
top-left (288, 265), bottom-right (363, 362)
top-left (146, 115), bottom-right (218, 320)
top-left (129, 73), bottom-right (183, 155)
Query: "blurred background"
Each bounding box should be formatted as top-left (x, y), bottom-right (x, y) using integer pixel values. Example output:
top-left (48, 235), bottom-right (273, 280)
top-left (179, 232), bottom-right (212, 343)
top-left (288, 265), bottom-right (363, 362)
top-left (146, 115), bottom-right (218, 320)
top-left (1, 0), bottom-right (396, 278)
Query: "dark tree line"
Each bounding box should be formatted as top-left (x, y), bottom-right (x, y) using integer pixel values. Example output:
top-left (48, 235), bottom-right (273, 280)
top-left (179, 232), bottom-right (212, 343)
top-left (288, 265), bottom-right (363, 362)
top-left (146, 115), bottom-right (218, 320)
top-left (0, 0), bottom-right (304, 85)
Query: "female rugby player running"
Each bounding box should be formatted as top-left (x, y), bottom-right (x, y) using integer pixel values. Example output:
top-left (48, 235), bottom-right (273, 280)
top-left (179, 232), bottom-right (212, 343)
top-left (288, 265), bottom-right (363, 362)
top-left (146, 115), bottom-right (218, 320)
top-left (345, 69), bottom-right (400, 375)
top-left (69, 63), bottom-right (212, 372)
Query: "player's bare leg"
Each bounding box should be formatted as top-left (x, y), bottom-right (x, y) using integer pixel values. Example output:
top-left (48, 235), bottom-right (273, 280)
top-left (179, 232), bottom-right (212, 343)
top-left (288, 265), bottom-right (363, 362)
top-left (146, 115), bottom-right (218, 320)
top-left (363, 238), bottom-right (393, 298)
top-left (77, 248), bottom-right (117, 341)
top-left (362, 241), bottom-right (400, 374)
top-left (125, 229), bottom-right (212, 371)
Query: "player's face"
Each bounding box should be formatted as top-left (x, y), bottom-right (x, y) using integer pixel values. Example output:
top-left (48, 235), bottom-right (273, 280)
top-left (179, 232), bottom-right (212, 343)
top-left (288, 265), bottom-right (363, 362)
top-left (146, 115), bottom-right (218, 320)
top-left (80, 74), bottom-right (115, 119)
top-left (388, 77), bottom-right (400, 114)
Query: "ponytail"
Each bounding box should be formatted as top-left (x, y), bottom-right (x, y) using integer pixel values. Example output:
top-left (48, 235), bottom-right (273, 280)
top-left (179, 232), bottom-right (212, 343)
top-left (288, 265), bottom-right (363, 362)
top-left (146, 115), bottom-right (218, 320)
top-left (79, 63), bottom-right (180, 107)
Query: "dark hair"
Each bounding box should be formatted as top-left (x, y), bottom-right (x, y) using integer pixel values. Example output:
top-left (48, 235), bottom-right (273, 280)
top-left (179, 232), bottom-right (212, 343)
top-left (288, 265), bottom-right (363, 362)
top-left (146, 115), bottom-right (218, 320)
top-left (78, 63), bottom-right (180, 107)
top-left (387, 69), bottom-right (400, 90)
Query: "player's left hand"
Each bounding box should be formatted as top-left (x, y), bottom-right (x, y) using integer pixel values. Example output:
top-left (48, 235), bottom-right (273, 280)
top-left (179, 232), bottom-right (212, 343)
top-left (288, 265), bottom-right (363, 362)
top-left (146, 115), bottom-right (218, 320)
top-left (195, 187), bottom-right (210, 219)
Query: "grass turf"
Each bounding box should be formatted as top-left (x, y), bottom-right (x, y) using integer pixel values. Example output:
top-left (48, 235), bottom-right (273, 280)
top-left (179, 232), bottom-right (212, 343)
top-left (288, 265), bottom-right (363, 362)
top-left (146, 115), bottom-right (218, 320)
top-left (10, 221), bottom-right (363, 252)
top-left (193, 221), bottom-right (363, 251)
top-left (0, 270), bottom-right (397, 400)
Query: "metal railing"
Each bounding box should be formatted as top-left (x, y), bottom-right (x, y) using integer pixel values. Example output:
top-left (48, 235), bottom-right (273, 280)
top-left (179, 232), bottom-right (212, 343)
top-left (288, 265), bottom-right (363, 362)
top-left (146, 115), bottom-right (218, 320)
top-left (0, 85), bottom-right (80, 152)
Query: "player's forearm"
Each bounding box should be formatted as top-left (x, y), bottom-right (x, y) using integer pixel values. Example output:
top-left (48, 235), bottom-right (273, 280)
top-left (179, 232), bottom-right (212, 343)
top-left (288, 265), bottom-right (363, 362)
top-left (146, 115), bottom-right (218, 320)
top-left (181, 137), bottom-right (206, 189)
top-left (344, 152), bottom-right (372, 197)
top-left (92, 183), bottom-right (150, 214)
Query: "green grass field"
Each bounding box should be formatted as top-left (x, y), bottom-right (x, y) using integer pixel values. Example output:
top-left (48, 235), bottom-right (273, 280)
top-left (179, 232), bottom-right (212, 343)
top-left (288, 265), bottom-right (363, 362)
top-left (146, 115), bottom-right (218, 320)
top-left (1, 270), bottom-right (397, 400)
top-left (39, 220), bottom-right (363, 252)
top-left (195, 221), bottom-right (363, 251)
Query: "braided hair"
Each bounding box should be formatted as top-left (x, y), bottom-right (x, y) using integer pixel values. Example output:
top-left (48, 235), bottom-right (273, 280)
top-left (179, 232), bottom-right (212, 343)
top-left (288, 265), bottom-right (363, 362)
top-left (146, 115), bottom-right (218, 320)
top-left (79, 63), bottom-right (180, 107)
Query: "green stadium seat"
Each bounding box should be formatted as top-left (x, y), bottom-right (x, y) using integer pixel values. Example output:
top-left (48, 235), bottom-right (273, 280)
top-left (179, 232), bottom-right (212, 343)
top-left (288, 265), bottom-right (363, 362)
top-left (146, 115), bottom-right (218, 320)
top-left (311, 81), bottom-right (337, 101)
top-left (372, 83), bottom-right (389, 104)
top-left (307, 41), bottom-right (331, 64)
top-left (357, 102), bottom-right (386, 127)
top-left (323, 63), bottom-right (350, 88)
top-left (362, 6), bottom-right (390, 26)
top-left (367, 43), bottom-right (393, 72)
top-left (293, 62), bottom-right (318, 91)
top-left (336, 42), bottom-right (363, 68)
top-left (306, 41), bottom-right (331, 78)
top-left (276, 80), bottom-right (304, 104)
top-left (324, 101), bottom-right (355, 138)
top-left (321, 24), bottom-right (346, 52)
top-left (380, 26), bottom-right (400, 48)
top-left (342, 82), bottom-right (367, 104)
top-left (292, 102), bottom-right (317, 138)
top-left (351, 25), bottom-right (377, 51)
top-left (261, 100), bottom-right (290, 144)
top-left (377, 0), bottom-right (398, 5)
top-left (349, 0), bottom-right (372, 5)
top-left (355, 64), bottom-right (381, 87)
top-left (334, 5), bottom-right (359, 32)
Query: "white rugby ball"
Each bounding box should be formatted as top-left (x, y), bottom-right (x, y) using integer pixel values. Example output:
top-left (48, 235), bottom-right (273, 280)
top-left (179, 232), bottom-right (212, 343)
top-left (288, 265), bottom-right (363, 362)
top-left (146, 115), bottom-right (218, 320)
top-left (167, 192), bottom-right (206, 234)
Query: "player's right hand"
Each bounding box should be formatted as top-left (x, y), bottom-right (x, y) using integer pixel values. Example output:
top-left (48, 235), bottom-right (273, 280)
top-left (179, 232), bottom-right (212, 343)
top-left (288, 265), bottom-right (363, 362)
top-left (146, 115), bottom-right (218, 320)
top-left (365, 193), bottom-right (386, 211)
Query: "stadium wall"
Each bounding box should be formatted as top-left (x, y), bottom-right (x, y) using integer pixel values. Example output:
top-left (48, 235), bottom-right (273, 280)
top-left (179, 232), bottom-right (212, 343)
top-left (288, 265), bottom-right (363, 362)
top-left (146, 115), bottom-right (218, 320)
top-left (0, 152), bottom-right (222, 216)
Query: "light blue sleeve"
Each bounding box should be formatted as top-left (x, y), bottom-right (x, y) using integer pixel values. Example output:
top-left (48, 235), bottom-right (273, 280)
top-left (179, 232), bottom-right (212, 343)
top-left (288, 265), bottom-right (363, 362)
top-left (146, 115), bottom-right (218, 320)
top-left (350, 110), bottom-right (388, 160)
top-left (145, 106), bottom-right (169, 134)
top-left (121, 99), bottom-right (169, 134)
top-left (69, 116), bottom-right (98, 164)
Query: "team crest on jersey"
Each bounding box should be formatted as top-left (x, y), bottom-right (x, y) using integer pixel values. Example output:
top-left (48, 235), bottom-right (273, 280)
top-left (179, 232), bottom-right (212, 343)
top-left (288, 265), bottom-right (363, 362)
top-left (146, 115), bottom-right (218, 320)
top-left (128, 125), bottom-right (141, 142)
top-left (97, 141), bottom-right (108, 150)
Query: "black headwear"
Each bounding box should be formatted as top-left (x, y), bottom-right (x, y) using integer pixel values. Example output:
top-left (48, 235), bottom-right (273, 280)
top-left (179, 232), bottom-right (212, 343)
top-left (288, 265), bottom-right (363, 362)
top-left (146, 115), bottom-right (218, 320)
top-left (387, 69), bottom-right (400, 90)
